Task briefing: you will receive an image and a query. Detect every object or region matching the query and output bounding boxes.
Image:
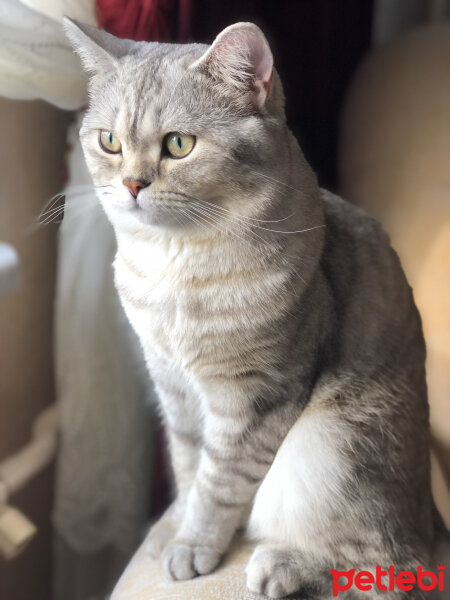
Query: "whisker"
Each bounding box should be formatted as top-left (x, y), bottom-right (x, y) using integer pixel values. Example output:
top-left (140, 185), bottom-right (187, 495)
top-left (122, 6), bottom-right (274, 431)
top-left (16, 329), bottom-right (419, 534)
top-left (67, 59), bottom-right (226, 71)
top-left (249, 169), bottom-right (305, 195)
top-left (29, 206), bottom-right (65, 232)
top-left (170, 183), bottom-right (275, 248)
top-left (38, 202), bottom-right (65, 224)
top-left (194, 200), bottom-right (324, 235)
top-left (171, 204), bottom-right (191, 229)
top-left (189, 201), bottom-right (315, 267)
top-left (187, 206), bottom-right (307, 311)
top-left (168, 182), bottom-right (322, 238)
top-left (180, 206), bottom-right (214, 236)
top-left (189, 204), bottom-right (277, 252)
top-left (39, 192), bottom-right (65, 216)
top-left (65, 184), bottom-right (100, 192)
top-left (38, 205), bottom-right (65, 222)
top-left (171, 186), bottom-right (300, 259)
top-left (29, 186), bottom-right (103, 233)
top-left (195, 197), bottom-right (296, 225)
top-left (188, 205), bottom-right (254, 247)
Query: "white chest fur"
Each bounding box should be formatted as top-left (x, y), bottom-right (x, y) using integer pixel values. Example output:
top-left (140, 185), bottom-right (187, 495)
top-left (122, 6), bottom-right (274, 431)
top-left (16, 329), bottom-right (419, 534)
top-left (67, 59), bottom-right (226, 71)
top-left (113, 231), bottom-right (294, 383)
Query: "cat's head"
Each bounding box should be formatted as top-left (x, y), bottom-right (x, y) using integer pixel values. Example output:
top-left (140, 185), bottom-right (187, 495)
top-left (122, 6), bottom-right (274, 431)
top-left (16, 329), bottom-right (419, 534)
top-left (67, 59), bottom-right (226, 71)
top-left (65, 20), bottom-right (312, 234)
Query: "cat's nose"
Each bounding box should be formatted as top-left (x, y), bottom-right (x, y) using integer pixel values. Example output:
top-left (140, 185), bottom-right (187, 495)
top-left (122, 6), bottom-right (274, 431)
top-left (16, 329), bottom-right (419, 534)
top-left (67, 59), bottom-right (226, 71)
top-left (122, 178), bottom-right (150, 198)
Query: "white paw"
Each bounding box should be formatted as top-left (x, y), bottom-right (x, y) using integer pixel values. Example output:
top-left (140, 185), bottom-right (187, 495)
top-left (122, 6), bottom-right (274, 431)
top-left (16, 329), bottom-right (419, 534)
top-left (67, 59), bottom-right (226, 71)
top-left (245, 545), bottom-right (303, 599)
top-left (161, 541), bottom-right (222, 580)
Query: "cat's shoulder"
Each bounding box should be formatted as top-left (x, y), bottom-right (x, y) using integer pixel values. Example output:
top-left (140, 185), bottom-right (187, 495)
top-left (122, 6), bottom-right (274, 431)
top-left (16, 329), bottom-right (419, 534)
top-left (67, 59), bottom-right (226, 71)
top-left (319, 188), bottom-right (407, 297)
top-left (320, 188), bottom-right (389, 248)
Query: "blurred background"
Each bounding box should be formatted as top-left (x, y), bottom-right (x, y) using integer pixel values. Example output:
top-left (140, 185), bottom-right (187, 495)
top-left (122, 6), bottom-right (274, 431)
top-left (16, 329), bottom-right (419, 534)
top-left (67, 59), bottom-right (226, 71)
top-left (0, 1), bottom-right (449, 599)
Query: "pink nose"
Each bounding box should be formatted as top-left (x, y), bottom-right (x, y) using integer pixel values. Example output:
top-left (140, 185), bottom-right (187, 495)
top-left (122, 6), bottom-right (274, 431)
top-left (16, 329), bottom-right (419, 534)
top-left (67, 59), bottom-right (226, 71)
top-left (123, 178), bottom-right (149, 198)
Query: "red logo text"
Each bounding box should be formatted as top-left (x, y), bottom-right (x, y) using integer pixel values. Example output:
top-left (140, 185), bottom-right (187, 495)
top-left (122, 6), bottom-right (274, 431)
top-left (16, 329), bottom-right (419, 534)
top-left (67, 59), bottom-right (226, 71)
top-left (331, 564), bottom-right (445, 596)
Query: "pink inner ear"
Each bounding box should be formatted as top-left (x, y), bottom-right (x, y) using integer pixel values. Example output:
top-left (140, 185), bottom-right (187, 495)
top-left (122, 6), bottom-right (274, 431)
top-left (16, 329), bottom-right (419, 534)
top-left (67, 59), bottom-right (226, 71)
top-left (203, 23), bottom-right (273, 96)
top-left (249, 33), bottom-right (273, 85)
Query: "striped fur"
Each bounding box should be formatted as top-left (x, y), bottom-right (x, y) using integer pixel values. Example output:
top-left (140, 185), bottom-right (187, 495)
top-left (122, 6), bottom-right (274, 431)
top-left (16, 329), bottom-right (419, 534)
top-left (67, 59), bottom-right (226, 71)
top-left (66, 20), bottom-right (439, 599)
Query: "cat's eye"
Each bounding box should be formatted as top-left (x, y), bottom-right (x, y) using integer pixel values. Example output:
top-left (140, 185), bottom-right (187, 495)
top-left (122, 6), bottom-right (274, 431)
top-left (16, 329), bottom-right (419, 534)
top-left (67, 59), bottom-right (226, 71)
top-left (164, 133), bottom-right (195, 159)
top-left (99, 130), bottom-right (122, 154)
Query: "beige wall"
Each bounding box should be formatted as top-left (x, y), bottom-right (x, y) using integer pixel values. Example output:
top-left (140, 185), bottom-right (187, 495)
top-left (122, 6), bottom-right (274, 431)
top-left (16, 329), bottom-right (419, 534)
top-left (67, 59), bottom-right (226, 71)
top-left (0, 98), bottom-right (71, 600)
top-left (340, 24), bottom-right (450, 526)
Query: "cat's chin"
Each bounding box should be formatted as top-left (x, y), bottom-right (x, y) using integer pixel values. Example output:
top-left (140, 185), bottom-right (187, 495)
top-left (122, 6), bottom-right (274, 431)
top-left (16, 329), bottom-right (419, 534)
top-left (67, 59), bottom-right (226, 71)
top-left (130, 205), bottom-right (188, 230)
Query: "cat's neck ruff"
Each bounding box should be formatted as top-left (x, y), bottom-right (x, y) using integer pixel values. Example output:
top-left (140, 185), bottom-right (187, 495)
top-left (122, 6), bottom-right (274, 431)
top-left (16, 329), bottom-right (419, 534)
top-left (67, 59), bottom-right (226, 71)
top-left (114, 221), bottom-right (287, 289)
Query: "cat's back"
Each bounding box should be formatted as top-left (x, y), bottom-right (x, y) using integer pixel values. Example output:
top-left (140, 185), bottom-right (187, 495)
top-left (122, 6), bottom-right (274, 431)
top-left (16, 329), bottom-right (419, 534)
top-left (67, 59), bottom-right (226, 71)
top-left (320, 190), bottom-right (426, 376)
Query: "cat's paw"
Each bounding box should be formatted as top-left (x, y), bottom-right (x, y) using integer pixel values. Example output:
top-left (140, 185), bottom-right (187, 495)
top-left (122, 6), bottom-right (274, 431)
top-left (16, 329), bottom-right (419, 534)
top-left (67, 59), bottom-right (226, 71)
top-left (245, 545), bottom-right (303, 599)
top-left (145, 503), bottom-right (183, 558)
top-left (161, 541), bottom-right (222, 580)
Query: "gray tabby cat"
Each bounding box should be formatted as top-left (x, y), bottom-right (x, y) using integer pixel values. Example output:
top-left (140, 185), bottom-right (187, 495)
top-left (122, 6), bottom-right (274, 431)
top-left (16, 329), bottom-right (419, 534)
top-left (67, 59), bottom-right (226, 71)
top-left (65, 20), bottom-right (441, 599)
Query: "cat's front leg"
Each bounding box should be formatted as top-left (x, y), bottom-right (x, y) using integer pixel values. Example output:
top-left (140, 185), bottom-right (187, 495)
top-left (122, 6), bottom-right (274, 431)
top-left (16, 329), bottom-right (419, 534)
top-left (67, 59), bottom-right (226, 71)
top-left (161, 388), bottom-right (298, 580)
top-left (145, 379), bottom-right (202, 558)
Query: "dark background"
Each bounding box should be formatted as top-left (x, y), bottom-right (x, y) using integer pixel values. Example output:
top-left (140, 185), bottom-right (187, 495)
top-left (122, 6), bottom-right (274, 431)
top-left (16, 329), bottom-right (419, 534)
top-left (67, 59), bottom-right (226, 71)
top-left (188, 0), bottom-right (374, 189)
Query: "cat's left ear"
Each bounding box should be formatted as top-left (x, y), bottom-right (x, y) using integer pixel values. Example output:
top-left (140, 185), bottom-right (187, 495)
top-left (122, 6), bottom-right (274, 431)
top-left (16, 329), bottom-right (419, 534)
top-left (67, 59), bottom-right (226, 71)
top-left (64, 18), bottom-right (134, 76)
top-left (191, 22), bottom-right (273, 107)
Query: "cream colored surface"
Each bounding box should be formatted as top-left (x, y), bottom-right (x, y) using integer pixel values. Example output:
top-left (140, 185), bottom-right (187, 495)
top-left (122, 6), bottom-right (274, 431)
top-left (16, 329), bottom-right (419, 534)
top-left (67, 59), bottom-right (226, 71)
top-left (340, 24), bottom-right (450, 525)
top-left (0, 506), bottom-right (36, 560)
top-left (112, 538), bottom-right (258, 600)
top-left (340, 24), bottom-right (450, 284)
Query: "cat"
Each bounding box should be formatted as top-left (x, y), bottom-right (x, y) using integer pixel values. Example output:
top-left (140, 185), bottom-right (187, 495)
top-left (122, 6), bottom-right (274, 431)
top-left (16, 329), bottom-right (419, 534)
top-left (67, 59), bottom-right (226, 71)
top-left (65, 19), bottom-right (440, 599)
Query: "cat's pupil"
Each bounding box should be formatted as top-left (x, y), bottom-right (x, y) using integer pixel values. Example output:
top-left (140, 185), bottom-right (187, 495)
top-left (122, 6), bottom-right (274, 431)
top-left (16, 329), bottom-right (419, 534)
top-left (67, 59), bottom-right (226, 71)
top-left (177, 137), bottom-right (182, 149)
top-left (109, 133), bottom-right (113, 143)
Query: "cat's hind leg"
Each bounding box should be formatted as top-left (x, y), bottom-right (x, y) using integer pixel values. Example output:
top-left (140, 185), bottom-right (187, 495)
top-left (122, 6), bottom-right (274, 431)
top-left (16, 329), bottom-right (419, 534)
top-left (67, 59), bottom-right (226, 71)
top-left (246, 380), bottom-right (433, 599)
top-left (246, 395), bottom-right (353, 597)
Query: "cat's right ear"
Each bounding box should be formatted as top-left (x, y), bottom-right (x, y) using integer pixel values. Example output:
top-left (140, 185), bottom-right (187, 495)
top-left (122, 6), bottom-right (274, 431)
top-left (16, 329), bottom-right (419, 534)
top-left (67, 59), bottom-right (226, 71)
top-left (64, 18), bottom-right (132, 76)
top-left (191, 22), bottom-right (273, 107)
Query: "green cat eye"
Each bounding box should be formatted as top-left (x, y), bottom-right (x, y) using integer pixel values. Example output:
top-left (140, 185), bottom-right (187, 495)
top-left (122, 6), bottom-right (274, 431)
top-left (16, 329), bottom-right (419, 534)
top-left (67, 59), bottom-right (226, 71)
top-left (165, 133), bottom-right (195, 159)
top-left (99, 130), bottom-right (122, 154)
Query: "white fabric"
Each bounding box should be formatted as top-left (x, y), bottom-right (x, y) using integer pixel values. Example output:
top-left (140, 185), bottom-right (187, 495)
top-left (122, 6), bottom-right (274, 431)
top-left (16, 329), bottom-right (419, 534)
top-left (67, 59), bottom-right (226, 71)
top-left (20, 0), bottom-right (97, 26)
top-left (0, 0), bottom-right (90, 109)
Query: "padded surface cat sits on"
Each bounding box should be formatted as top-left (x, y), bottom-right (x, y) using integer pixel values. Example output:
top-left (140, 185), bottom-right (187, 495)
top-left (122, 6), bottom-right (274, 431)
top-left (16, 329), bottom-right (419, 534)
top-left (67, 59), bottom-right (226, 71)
top-left (112, 537), bottom-right (256, 600)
